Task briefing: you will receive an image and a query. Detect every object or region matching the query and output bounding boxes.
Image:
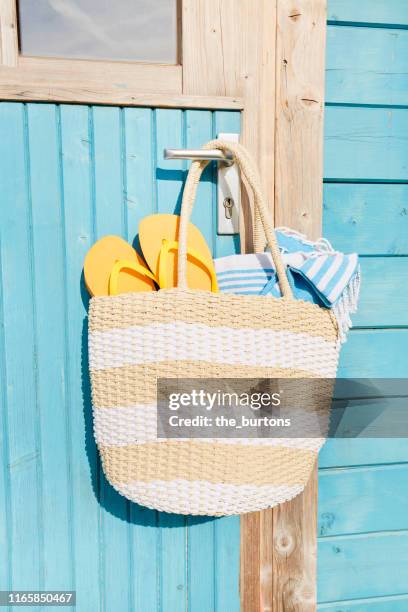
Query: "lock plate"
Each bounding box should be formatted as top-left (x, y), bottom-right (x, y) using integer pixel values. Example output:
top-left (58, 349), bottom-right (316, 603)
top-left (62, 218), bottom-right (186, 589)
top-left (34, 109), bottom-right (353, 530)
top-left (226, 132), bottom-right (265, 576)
top-left (217, 133), bottom-right (240, 235)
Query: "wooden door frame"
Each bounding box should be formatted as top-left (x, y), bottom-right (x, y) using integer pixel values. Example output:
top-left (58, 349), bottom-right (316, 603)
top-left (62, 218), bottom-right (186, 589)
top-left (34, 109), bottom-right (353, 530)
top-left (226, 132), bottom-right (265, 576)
top-left (184, 2), bottom-right (327, 610)
top-left (0, 1), bottom-right (327, 609)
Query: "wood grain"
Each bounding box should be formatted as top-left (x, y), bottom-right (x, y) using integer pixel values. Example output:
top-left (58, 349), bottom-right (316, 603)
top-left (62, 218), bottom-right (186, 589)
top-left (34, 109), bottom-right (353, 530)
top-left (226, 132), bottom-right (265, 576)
top-left (318, 531), bottom-right (408, 603)
top-left (323, 183), bottom-right (408, 256)
top-left (272, 468), bottom-right (318, 611)
top-left (0, 0), bottom-right (18, 66)
top-left (182, 0), bottom-right (277, 253)
top-left (264, 3), bottom-right (327, 612)
top-left (274, 0), bottom-right (327, 240)
top-left (325, 106), bottom-right (408, 181)
top-left (0, 55), bottom-right (243, 109)
top-left (326, 25), bottom-right (408, 105)
top-left (328, 0), bottom-right (408, 26)
top-left (241, 511), bottom-right (261, 612)
top-left (319, 463), bottom-right (408, 537)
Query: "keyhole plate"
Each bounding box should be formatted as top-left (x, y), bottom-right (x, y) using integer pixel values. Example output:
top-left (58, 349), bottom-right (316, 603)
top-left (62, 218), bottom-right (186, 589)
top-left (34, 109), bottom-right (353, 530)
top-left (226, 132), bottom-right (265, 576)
top-left (217, 133), bottom-right (240, 235)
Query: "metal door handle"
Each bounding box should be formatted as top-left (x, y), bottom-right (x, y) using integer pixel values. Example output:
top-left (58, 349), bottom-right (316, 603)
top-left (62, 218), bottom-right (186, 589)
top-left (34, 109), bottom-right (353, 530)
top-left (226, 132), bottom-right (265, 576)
top-left (163, 148), bottom-right (234, 166)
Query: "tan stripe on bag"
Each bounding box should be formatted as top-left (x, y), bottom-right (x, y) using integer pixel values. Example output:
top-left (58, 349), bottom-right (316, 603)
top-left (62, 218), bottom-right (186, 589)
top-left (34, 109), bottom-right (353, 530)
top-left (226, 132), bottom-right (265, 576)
top-left (100, 440), bottom-right (316, 486)
top-left (90, 362), bottom-right (323, 408)
top-left (89, 288), bottom-right (338, 342)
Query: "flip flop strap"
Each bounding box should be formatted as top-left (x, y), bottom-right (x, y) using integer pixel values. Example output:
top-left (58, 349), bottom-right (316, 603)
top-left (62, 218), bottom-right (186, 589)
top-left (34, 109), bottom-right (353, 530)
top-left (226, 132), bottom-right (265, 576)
top-left (177, 140), bottom-right (294, 300)
top-left (109, 260), bottom-right (157, 296)
top-left (158, 240), bottom-right (218, 292)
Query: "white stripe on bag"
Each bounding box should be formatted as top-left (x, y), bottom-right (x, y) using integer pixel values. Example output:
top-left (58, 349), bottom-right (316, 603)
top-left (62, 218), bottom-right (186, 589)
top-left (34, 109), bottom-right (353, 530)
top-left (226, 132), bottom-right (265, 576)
top-left (89, 322), bottom-right (338, 376)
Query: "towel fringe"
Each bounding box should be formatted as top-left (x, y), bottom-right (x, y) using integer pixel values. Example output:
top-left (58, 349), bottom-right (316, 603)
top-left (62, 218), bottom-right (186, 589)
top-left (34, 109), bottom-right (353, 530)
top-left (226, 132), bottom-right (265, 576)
top-left (332, 268), bottom-right (361, 344)
top-left (276, 227), bottom-right (361, 343)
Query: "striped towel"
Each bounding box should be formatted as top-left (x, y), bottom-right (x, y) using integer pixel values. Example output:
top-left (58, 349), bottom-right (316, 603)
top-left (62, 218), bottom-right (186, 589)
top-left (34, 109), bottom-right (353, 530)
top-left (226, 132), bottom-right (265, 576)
top-left (215, 228), bottom-right (361, 342)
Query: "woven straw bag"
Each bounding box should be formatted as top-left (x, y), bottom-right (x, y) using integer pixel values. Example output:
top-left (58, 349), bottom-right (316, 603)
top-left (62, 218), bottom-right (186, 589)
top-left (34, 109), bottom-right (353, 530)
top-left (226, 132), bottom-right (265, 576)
top-left (88, 140), bottom-right (340, 516)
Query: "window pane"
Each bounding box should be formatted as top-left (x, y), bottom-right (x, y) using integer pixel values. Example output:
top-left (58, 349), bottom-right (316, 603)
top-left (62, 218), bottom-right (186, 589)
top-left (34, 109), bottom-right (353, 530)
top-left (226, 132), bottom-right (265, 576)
top-left (18, 0), bottom-right (178, 63)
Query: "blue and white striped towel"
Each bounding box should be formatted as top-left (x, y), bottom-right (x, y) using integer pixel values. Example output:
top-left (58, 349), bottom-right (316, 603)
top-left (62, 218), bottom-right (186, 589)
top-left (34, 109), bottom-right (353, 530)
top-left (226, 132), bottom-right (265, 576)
top-left (215, 228), bottom-right (360, 342)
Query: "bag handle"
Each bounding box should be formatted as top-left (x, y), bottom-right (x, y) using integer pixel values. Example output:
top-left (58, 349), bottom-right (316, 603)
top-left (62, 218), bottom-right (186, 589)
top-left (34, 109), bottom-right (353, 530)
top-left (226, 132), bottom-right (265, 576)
top-left (177, 139), bottom-right (294, 299)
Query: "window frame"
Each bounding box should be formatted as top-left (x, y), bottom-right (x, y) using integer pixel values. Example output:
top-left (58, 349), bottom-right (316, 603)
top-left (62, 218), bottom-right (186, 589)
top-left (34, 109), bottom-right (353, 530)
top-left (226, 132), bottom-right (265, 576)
top-left (0, 0), bottom-right (243, 109)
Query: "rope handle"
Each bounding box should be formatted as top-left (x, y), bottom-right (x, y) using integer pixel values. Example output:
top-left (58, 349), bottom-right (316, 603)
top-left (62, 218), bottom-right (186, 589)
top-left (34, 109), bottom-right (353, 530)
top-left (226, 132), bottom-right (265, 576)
top-left (177, 139), bottom-right (294, 299)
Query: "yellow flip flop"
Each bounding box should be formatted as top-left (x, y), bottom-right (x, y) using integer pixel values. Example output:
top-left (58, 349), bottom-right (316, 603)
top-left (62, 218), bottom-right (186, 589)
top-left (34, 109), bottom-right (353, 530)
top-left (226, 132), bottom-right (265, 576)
top-left (84, 235), bottom-right (157, 296)
top-left (139, 214), bottom-right (217, 291)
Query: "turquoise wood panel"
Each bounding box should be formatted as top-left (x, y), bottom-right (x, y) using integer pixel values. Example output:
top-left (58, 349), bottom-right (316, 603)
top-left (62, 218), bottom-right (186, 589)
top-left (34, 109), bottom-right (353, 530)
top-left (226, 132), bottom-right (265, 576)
top-left (319, 594), bottom-right (408, 611)
top-left (59, 105), bottom-right (102, 610)
top-left (318, 531), bottom-right (408, 602)
top-left (323, 184), bottom-right (408, 255)
top-left (326, 25), bottom-right (408, 105)
top-left (0, 103), bottom-right (42, 594)
top-left (351, 257), bottom-right (408, 327)
top-left (320, 438), bottom-right (408, 468)
top-left (92, 106), bottom-right (132, 612)
top-left (338, 329), bottom-right (408, 377)
top-left (318, 464), bottom-right (408, 536)
top-left (121, 109), bottom-right (159, 612)
top-left (328, 0), bottom-right (408, 26)
top-left (26, 104), bottom-right (73, 591)
top-left (320, 6), bottom-right (408, 607)
top-left (0, 103), bottom-right (241, 612)
top-left (324, 106), bottom-right (408, 180)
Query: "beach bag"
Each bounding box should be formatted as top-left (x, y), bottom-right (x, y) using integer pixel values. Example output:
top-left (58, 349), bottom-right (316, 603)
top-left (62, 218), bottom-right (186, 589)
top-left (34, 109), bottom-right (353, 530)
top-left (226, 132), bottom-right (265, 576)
top-left (88, 140), bottom-right (340, 516)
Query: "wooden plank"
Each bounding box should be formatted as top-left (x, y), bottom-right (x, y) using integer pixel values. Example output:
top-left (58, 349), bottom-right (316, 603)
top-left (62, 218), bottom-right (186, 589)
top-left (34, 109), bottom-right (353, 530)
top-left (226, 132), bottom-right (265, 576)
top-left (92, 106), bottom-right (132, 611)
top-left (182, 0), bottom-right (236, 97)
top-left (159, 519), bottom-right (187, 611)
top-left (59, 105), bottom-right (102, 610)
top-left (184, 109), bottom-right (216, 612)
top-left (329, 395), bottom-right (408, 439)
top-left (185, 109), bottom-right (214, 250)
top-left (318, 464), bottom-right (408, 536)
top-left (123, 108), bottom-right (156, 244)
top-left (156, 108), bottom-right (185, 215)
top-left (269, 3), bottom-right (328, 612)
top-left (241, 511), bottom-right (261, 612)
top-left (215, 516), bottom-right (241, 612)
top-left (123, 107), bottom-right (159, 612)
top-left (182, 0), bottom-right (277, 252)
top-left (155, 108), bottom-right (188, 610)
top-left (0, 103), bottom-right (42, 591)
top-left (0, 249), bottom-right (10, 591)
top-left (323, 184), bottom-right (408, 255)
top-left (26, 103), bottom-right (73, 590)
top-left (328, 0), bottom-right (408, 26)
top-left (9, 54), bottom-right (182, 91)
top-left (351, 257), bottom-right (408, 327)
top-left (0, 78), bottom-right (243, 110)
top-left (274, 0), bottom-right (327, 240)
top-left (326, 25), bottom-right (408, 105)
top-left (188, 516), bottom-right (215, 612)
top-left (0, 0), bottom-right (18, 66)
top-left (319, 593), bottom-right (408, 611)
top-left (324, 106), bottom-right (408, 180)
top-left (318, 531), bottom-right (408, 602)
top-left (0, 80), bottom-right (243, 110)
top-left (239, 0), bottom-right (277, 252)
top-left (320, 438), bottom-right (408, 468)
top-left (338, 329), bottom-right (408, 378)
top-left (272, 468), bottom-right (318, 611)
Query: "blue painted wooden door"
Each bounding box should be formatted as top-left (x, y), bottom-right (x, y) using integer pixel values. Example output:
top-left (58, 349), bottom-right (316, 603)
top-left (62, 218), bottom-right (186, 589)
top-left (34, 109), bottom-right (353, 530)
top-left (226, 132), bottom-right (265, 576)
top-left (0, 104), bottom-right (241, 611)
